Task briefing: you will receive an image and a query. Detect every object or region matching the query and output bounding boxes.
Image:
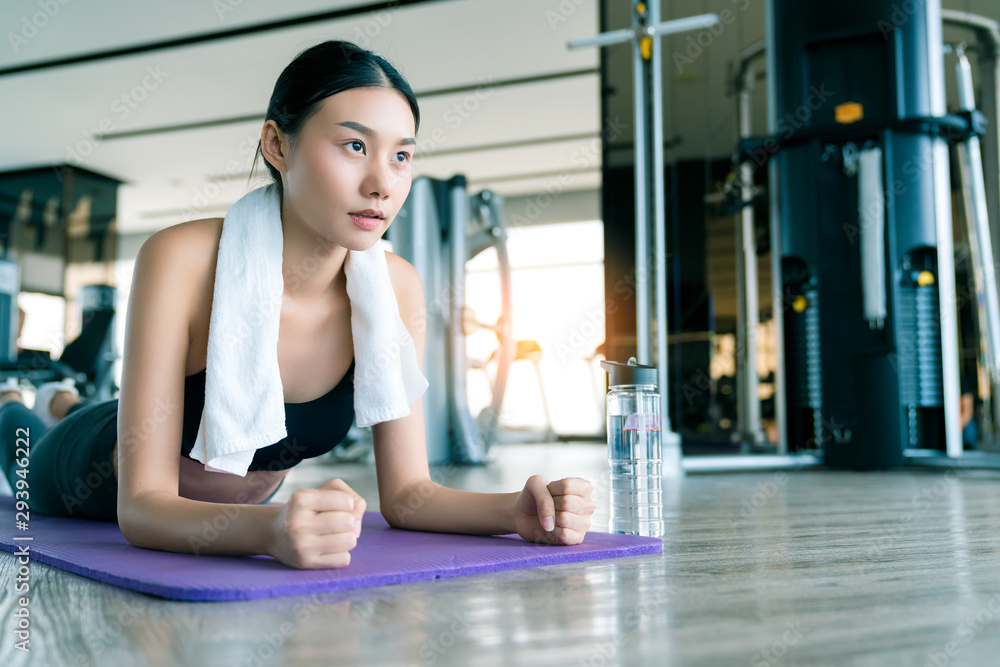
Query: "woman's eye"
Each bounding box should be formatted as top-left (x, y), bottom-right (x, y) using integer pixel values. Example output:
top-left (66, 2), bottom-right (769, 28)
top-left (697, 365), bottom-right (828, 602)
top-left (394, 151), bottom-right (411, 163)
top-left (348, 140), bottom-right (364, 152)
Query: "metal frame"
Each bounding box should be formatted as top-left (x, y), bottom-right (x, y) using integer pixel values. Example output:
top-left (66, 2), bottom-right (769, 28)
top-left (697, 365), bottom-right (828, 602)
top-left (905, 449), bottom-right (1000, 469)
top-left (682, 453), bottom-right (821, 474)
top-left (943, 11), bottom-right (1000, 316)
top-left (390, 176), bottom-right (517, 464)
top-left (730, 40), bottom-right (769, 453)
top-left (928, 0), bottom-right (966, 460)
top-left (570, 4), bottom-right (721, 475)
top-left (942, 10), bottom-right (1000, 455)
top-left (466, 190), bottom-right (516, 449)
top-left (447, 178), bottom-right (487, 462)
top-left (765, 0), bottom-right (789, 460)
top-left (572, 4), bottom-right (1000, 474)
top-left (387, 178), bottom-right (451, 463)
top-left (0, 260), bottom-right (18, 363)
top-left (715, 8), bottom-right (1000, 471)
top-left (953, 44), bottom-right (1000, 443)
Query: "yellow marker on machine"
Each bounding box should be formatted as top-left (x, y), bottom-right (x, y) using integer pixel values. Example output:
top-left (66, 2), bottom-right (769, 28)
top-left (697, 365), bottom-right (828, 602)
top-left (917, 270), bottom-right (935, 286)
top-left (835, 102), bottom-right (864, 124)
top-left (792, 295), bottom-right (808, 312)
top-left (641, 36), bottom-right (653, 60)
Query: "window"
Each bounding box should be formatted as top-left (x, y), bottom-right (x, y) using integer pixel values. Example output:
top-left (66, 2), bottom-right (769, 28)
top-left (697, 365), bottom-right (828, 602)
top-left (465, 220), bottom-right (606, 438)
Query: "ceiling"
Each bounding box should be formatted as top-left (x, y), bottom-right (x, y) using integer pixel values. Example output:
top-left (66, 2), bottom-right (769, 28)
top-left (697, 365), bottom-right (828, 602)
top-left (0, 0), bottom-right (601, 234)
top-left (5, 0), bottom-right (998, 240)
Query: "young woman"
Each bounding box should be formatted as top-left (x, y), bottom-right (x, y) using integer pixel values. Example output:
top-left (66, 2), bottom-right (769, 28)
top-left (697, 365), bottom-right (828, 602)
top-left (0, 41), bottom-right (595, 569)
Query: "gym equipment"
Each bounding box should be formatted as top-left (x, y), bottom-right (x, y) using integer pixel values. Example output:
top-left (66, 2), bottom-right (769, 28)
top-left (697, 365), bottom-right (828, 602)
top-left (944, 11), bottom-right (1000, 286)
top-left (727, 39), bottom-right (768, 453)
top-left (388, 176), bottom-right (515, 463)
top-left (469, 339), bottom-right (558, 444)
top-left (730, 0), bottom-right (1000, 468)
top-left (0, 495), bottom-right (662, 602)
top-left (60, 285), bottom-right (118, 401)
top-left (464, 190), bottom-right (517, 447)
top-left (943, 12), bottom-right (1000, 448)
top-left (722, 4), bottom-right (1000, 469)
top-left (569, 1), bottom-right (722, 476)
top-left (0, 259), bottom-right (18, 362)
top-left (0, 283), bottom-right (118, 401)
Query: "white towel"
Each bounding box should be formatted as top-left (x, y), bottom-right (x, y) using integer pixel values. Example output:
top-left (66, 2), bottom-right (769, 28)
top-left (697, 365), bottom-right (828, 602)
top-left (188, 183), bottom-right (428, 476)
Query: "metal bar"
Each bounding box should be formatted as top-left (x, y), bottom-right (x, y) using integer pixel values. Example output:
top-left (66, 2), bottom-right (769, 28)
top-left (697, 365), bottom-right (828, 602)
top-left (568, 27), bottom-right (636, 50)
top-left (955, 47), bottom-right (1000, 380)
top-left (859, 147), bottom-right (887, 328)
top-left (765, 0), bottom-right (788, 455)
top-left (730, 39), bottom-right (767, 88)
top-left (449, 178), bottom-right (486, 463)
top-left (977, 30), bottom-right (1000, 451)
top-left (928, 0), bottom-right (964, 459)
top-left (567, 13), bottom-right (719, 51)
top-left (568, 5), bottom-right (718, 469)
top-left (649, 0), bottom-right (684, 475)
top-left (634, 6), bottom-right (651, 367)
top-left (651, 0), bottom-right (669, 425)
top-left (976, 38), bottom-right (1000, 347)
top-left (942, 9), bottom-right (1000, 445)
top-left (649, 13), bottom-right (721, 37)
top-left (981, 45), bottom-right (1000, 443)
top-left (682, 453), bottom-right (821, 473)
top-left (906, 449), bottom-right (1000, 469)
top-left (942, 10), bottom-right (1000, 41)
top-left (735, 175), bottom-right (749, 447)
top-left (737, 64), bottom-right (764, 450)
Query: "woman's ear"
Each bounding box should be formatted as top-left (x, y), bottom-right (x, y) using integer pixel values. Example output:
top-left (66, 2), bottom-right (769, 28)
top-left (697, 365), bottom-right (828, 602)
top-left (260, 120), bottom-right (290, 173)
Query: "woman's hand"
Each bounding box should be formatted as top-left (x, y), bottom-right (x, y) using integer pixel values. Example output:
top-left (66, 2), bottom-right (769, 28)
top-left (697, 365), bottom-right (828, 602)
top-left (266, 478), bottom-right (367, 569)
top-left (512, 475), bottom-right (595, 545)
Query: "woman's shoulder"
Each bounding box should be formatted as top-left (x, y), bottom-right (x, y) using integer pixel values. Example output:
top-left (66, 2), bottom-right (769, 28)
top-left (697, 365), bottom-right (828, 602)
top-left (383, 249), bottom-right (422, 296)
top-left (383, 249), bottom-right (424, 346)
top-left (138, 219), bottom-right (225, 375)
top-left (145, 217), bottom-right (224, 253)
top-left (140, 218), bottom-right (224, 279)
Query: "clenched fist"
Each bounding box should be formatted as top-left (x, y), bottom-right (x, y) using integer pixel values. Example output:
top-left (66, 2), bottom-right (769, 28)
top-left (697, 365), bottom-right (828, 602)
top-left (512, 475), bottom-right (595, 545)
top-left (266, 478), bottom-right (366, 569)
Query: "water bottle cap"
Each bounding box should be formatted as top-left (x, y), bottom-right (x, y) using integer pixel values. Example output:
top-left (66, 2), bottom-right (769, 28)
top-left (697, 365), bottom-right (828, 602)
top-left (600, 357), bottom-right (658, 388)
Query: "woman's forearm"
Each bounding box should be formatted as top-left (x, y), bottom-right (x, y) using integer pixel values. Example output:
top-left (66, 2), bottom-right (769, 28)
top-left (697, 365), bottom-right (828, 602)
top-left (119, 490), bottom-right (277, 557)
top-left (382, 480), bottom-right (518, 536)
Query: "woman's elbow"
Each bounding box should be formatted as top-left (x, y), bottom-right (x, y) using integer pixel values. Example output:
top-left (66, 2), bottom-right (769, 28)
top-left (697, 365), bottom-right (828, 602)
top-left (381, 505), bottom-right (412, 529)
top-left (116, 492), bottom-right (160, 548)
top-left (117, 517), bottom-right (145, 548)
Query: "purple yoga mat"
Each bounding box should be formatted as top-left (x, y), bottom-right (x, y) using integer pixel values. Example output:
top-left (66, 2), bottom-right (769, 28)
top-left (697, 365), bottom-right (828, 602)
top-left (0, 495), bottom-right (662, 601)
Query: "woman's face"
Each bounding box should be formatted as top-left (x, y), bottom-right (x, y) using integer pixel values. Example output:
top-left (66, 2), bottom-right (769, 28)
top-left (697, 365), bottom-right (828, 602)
top-left (280, 87), bottom-right (416, 249)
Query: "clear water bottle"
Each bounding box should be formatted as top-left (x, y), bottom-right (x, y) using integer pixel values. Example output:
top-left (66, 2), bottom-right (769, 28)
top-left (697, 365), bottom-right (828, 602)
top-left (600, 357), bottom-right (664, 538)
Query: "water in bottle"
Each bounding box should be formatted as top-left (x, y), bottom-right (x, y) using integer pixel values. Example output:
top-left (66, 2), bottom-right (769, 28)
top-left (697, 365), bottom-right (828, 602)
top-left (601, 357), bottom-right (664, 538)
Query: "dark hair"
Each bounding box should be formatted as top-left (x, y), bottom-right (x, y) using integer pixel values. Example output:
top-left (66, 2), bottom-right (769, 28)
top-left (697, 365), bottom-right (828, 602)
top-left (248, 40), bottom-right (420, 199)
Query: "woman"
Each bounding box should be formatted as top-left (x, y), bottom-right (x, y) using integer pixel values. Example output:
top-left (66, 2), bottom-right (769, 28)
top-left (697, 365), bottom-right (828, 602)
top-left (0, 41), bottom-right (595, 570)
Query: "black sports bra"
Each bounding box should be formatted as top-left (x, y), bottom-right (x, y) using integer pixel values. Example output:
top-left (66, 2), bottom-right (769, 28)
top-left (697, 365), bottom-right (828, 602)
top-left (179, 359), bottom-right (356, 472)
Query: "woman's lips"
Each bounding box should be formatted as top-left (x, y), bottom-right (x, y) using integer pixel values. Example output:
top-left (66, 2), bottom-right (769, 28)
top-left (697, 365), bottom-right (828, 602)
top-left (349, 213), bottom-right (381, 230)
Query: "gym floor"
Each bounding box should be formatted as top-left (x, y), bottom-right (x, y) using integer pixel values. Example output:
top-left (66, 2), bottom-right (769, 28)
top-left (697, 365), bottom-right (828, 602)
top-left (3, 443), bottom-right (1000, 666)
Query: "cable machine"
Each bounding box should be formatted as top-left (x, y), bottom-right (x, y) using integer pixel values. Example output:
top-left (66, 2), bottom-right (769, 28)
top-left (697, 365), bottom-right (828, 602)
top-left (726, 1), bottom-right (1000, 468)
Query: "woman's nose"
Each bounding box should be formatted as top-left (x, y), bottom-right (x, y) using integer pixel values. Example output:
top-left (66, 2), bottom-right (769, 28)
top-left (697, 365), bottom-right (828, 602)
top-left (364, 160), bottom-right (394, 199)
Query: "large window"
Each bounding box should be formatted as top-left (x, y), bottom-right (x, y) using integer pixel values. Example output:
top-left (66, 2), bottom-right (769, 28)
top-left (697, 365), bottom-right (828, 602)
top-left (465, 220), bottom-right (606, 439)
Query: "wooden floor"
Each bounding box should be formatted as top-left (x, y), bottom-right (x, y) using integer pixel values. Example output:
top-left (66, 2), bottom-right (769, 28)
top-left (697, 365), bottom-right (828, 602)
top-left (4, 443), bottom-right (1000, 666)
